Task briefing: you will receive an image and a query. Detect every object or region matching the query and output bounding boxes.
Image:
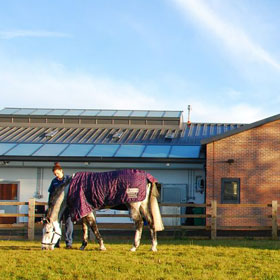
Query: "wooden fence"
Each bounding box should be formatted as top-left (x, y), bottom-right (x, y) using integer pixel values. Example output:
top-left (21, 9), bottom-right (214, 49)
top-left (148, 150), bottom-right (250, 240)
top-left (0, 199), bottom-right (278, 240)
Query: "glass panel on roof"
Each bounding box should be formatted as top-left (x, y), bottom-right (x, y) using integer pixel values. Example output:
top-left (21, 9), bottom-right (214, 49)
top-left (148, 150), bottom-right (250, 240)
top-left (47, 109), bottom-right (68, 116)
top-left (115, 145), bottom-right (145, 157)
top-left (147, 111), bottom-right (164, 117)
top-left (80, 110), bottom-right (100, 116)
top-left (60, 144), bottom-right (93, 156)
top-left (0, 108), bottom-right (19, 115)
top-left (114, 110), bottom-right (132, 117)
top-left (33, 144), bottom-right (68, 156)
top-left (30, 109), bottom-right (52, 115)
top-left (130, 111), bottom-right (148, 117)
top-left (0, 143), bottom-right (17, 155)
top-left (6, 143), bottom-right (43, 156)
top-left (163, 111), bottom-right (181, 118)
top-left (88, 144), bottom-right (119, 157)
top-left (64, 109), bottom-right (84, 116)
top-left (97, 110), bottom-right (117, 117)
top-left (142, 145), bottom-right (171, 158)
top-left (13, 109), bottom-right (36, 115)
top-left (169, 145), bottom-right (200, 158)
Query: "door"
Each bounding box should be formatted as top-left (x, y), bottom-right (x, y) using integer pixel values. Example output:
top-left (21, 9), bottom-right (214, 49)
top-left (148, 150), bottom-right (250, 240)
top-left (0, 183), bottom-right (18, 224)
top-left (161, 184), bottom-right (187, 226)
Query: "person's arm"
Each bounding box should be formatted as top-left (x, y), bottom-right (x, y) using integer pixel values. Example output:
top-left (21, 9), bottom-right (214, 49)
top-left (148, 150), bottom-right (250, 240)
top-left (47, 178), bottom-right (56, 203)
top-left (48, 179), bottom-right (55, 194)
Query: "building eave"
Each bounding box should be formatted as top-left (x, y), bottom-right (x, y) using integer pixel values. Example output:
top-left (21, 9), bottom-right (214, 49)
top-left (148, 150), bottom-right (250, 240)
top-left (0, 155), bottom-right (205, 164)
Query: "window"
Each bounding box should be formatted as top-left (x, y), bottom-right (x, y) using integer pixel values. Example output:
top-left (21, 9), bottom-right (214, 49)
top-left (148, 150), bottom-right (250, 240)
top-left (221, 178), bottom-right (240, 204)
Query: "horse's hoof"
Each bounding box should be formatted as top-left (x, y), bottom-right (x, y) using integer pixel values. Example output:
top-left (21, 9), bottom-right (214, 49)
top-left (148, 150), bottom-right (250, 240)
top-left (151, 247), bottom-right (158, 252)
top-left (130, 247), bottom-right (137, 252)
top-left (100, 247), bottom-right (106, 251)
top-left (79, 246), bottom-right (85, 251)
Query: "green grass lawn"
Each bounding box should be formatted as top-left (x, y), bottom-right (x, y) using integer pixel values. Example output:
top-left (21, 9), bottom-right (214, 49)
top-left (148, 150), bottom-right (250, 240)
top-left (1, 239), bottom-right (280, 280)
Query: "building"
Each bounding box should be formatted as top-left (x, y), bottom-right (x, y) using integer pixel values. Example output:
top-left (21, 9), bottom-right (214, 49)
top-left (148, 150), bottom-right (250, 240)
top-left (202, 114), bottom-right (280, 227)
top-left (0, 107), bottom-right (242, 225)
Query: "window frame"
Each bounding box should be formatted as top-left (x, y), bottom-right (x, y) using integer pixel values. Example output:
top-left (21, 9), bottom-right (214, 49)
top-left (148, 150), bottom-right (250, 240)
top-left (221, 178), bottom-right (240, 204)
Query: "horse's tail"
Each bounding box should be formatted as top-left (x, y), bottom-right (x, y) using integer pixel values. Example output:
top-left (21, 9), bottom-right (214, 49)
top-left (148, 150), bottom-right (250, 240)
top-left (150, 182), bottom-right (164, 231)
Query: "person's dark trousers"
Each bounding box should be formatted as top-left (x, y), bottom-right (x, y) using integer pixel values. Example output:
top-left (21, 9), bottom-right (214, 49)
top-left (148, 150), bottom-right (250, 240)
top-left (64, 215), bottom-right (73, 247)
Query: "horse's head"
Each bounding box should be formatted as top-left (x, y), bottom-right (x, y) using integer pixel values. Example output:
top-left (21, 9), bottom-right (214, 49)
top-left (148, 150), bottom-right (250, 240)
top-left (41, 218), bottom-right (62, 250)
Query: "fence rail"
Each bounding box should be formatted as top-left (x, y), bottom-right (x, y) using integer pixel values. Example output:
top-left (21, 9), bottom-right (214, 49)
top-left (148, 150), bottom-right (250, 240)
top-left (0, 199), bottom-right (278, 240)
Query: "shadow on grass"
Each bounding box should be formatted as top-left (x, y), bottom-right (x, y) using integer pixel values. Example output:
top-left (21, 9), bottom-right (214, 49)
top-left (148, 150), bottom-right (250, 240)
top-left (97, 236), bottom-right (280, 251)
top-left (1, 234), bottom-right (280, 251)
top-left (157, 239), bottom-right (280, 251)
top-left (0, 245), bottom-right (41, 250)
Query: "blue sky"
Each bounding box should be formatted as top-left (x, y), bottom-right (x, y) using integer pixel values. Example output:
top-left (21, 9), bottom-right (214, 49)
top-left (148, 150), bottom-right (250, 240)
top-left (1, 0), bottom-right (280, 123)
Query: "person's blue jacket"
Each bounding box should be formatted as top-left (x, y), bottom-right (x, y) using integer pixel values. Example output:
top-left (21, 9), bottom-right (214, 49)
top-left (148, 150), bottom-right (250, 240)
top-left (48, 175), bottom-right (70, 195)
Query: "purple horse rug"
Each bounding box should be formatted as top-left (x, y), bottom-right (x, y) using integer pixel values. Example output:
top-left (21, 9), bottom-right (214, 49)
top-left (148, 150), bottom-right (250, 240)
top-left (67, 169), bottom-right (157, 222)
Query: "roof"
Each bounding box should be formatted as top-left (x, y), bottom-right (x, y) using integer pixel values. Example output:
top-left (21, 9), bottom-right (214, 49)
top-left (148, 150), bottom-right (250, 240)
top-left (201, 114), bottom-right (279, 144)
top-left (0, 107), bottom-right (183, 119)
top-left (0, 122), bottom-right (243, 145)
top-left (0, 107), bottom-right (244, 162)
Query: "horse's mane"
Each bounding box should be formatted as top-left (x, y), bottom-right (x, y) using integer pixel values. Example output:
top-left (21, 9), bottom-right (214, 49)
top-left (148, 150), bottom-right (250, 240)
top-left (46, 177), bottom-right (72, 219)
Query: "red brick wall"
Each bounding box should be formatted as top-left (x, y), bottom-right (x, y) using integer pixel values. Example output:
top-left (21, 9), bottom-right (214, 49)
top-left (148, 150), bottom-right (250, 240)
top-left (206, 120), bottom-right (280, 227)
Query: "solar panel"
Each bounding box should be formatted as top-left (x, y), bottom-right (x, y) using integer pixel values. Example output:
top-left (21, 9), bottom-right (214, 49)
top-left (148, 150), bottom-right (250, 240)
top-left (47, 109), bottom-right (68, 116)
top-left (5, 143), bottom-right (43, 156)
top-left (147, 111), bottom-right (165, 117)
top-left (142, 145), bottom-right (171, 158)
top-left (13, 108), bottom-right (36, 115)
top-left (163, 111), bottom-right (182, 118)
top-left (0, 141), bottom-right (202, 159)
top-left (0, 108), bottom-right (19, 115)
top-left (0, 108), bottom-right (183, 120)
top-left (169, 145), bottom-right (200, 158)
top-left (114, 145), bottom-right (145, 157)
top-left (60, 144), bottom-right (93, 156)
top-left (114, 110), bottom-right (133, 117)
top-left (88, 144), bottom-right (119, 157)
top-left (64, 109), bottom-right (85, 116)
top-left (80, 110), bottom-right (100, 116)
top-left (97, 110), bottom-right (117, 117)
top-left (33, 144), bottom-right (68, 156)
top-left (31, 109), bottom-right (52, 115)
top-left (130, 111), bottom-right (148, 117)
top-left (0, 143), bottom-right (17, 155)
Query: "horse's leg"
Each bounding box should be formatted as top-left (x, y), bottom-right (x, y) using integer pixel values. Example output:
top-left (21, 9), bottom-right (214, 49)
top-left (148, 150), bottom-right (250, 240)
top-left (140, 201), bottom-right (158, 252)
top-left (80, 217), bottom-right (89, 250)
top-left (85, 212), bottom-right (106, 251)
top-left (129, 202), bottom-right (143, 252)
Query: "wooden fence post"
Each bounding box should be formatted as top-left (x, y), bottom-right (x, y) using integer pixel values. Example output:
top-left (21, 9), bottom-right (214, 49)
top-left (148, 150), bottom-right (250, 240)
top-left (211, 200), bottom-right (217, 240)
top-left (272, 200), bottom-right (278, 240)
top-left (28, 198), bottom-right (36, 241)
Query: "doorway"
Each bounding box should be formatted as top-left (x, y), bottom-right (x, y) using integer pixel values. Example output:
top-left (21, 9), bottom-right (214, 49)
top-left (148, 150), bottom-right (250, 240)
top-left (161, 184), bottom-right (187, 225)
top-left (0, 183), bottom-right (18, 224)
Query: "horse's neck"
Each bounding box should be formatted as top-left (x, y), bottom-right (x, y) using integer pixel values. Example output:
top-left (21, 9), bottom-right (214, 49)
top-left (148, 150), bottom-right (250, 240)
top-left (49, 185), bottom-right (69, 222)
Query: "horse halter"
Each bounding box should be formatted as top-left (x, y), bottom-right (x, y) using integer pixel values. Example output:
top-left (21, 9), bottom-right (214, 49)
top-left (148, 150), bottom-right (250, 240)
top-left (41, 220), bottom-right (62, 246)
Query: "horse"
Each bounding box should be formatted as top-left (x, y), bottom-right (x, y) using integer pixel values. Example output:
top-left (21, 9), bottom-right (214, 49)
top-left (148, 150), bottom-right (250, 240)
top-left (41, 169), bottom-right (164, 252)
